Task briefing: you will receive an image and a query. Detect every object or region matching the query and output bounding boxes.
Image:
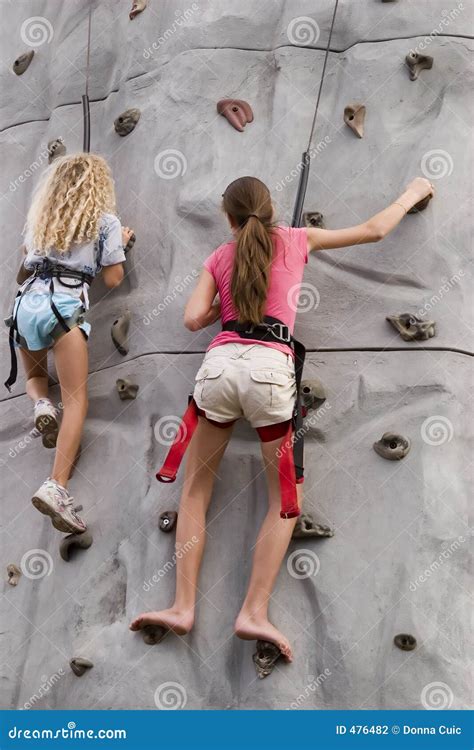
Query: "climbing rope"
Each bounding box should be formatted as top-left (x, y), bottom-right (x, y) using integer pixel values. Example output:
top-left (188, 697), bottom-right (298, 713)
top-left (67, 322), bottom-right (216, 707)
top-left (291, 0), bottom-right (340, 227)
top-left (82, 2), bottom-right (93, 152)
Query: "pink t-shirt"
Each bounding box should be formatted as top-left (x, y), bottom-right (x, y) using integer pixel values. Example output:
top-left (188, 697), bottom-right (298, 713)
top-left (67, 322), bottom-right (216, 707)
top-left (203, 225), bottom-right (308, 356)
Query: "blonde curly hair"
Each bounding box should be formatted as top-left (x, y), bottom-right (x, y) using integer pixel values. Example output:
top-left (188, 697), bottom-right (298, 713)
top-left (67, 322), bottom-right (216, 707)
top-left (26, 153), bottom-right (116, 254)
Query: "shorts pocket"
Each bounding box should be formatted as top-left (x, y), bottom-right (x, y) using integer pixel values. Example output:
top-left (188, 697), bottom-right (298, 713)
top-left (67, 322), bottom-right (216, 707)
top-left (194, 364), bottom-right (225, 406)
top-left (250, 369), bottom-right (296, 408)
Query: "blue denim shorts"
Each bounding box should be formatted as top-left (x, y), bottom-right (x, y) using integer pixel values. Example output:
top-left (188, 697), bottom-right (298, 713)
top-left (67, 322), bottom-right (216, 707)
top-left (12, 291), bottom-right (91, 351)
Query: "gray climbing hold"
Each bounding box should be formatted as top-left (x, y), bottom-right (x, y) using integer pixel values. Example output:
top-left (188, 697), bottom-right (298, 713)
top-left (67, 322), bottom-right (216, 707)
top-left (124, 232), bottom-right (136, 254)
top-left (13, 50), bottom-right (34, 76)
top-left (303, 211), bottom-right (325, 229)
top-left (408, 194), bottom-right (433, 214)
top-left (48, 138), bottom-right (66, 164)
top-left (116, 378), bottom-right (139, 400)
top-left (301, 379), bottom-right (326, 411)
top-left (344, 103), bottom-right (366, 138)
top-left (70, 657), bottom-right (94, 677)
top-left (142, 625), bottom-right (168, 645)
top-left (7, 564), bottom-right (21, 586)
top-left (159, 510), bottom-right (178, 533)
top-left (394, 633), bottom-right (417, 651)
top-left (386, 314), bottom-right (435, 342)
top-left (252, 640), bottom-right (282, 679)
top-left (129, 0), bottom-right (147, 19)
top-left (111, 311), bottom-right (131, 356)
top-left (405, 51), bottom-right (433, 81)
top-left (114, 109), bottom-right (141, 137)
top-left (74, 505), bottom-right (83, 513)
top-left (373, 433), bottom-right (411, 460)
top-left (59, 530), bottom-right (93, 562)
top-left (292, 513), bottom-right (334, 540)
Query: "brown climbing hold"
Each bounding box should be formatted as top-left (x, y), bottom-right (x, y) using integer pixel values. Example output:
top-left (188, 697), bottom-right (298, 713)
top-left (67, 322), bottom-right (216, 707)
top-left (70, 657), bottom-right (94, 677)
top-left (48, 138), bottom-right (66, 164)
top-left (253, 640), bottom-right (283, 679)
top-left (405, 51), bottom-right (433, 81)
top-left (124, 232), bottom-right (136, 254)
top-left (111, 311), bottom-right (131, 356)
top-left (217, 99), bottom-right (254, 132)
top-left (344, 103), bottom-right (366, 138)
top-left (129, 0), bottom-right (147, 19)
top-left (373, 433), bottom-right (411, 460)
top-left (116, 378), bottom-right (139, 400)
top-left (394, 633), bottom-right (417, 651)
top-left (13, 51), bottom-right (34, 76)
top-left (303, 212), bottom-right (325, 229)
top-left (114, 109), bottom-right (141, 136)
top-left (142, 625), bottom-right (168, 645)
top-left (408, 193), bottom-right (433, 214)
top-left (7, 564), bottom-right (22, 586)
top-left (386, 313), bottom-right (435, 342)
top-left (292, 513), bottom-right (334, 540)
top-left (301, 379), bottom-right (326, 412)
top-left (59, 530), bottom-right (93, 562)
top-left (159, 510), bottom-right (178, 533)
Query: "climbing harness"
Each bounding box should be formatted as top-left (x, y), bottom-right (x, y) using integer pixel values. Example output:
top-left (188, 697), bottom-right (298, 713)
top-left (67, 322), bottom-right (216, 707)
top-left (156, 1), bottom-right (340, 518)
top-left (82, 3), bottom-right (92, 152)
top-left (4, 259), bottom-right (93, 391)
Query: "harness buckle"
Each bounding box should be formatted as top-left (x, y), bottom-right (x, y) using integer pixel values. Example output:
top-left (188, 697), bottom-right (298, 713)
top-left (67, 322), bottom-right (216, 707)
top-left (270, 322), bottom-right (291, 343)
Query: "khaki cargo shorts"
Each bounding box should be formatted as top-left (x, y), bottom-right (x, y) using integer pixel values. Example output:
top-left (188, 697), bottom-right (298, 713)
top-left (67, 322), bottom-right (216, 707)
top-left (193, 343), bottom-right (296, 428)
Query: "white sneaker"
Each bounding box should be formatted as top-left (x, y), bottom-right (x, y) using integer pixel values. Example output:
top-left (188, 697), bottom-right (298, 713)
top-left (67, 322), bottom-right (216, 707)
top-left (32, 479), bottom-right (87, 534)
top-left (34, 399), bottom-right (59, 449)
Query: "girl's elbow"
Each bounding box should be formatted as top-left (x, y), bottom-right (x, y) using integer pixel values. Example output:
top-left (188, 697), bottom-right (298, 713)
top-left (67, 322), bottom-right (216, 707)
top-left (366, 222), bottom-right (385, 243)
top-left (184, 314), bottom-right (200, 331)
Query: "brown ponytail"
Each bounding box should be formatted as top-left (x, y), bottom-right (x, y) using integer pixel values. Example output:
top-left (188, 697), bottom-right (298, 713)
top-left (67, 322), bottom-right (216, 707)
top-left (223, 176), bottom-right (275, 325)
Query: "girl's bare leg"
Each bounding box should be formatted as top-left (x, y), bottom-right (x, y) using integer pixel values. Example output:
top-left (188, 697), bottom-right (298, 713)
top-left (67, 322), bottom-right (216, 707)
top-left (234, 437), bottom-right (303, 661)
top-left (130, 417), bottom-right (233, 635)
top-left (51, 327), bottom-right (89, 488)
top-left (20, 347), bottom-right (49, 402)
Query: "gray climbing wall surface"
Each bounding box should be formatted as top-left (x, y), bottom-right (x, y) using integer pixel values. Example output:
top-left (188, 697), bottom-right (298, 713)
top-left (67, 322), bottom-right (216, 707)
top-left (1, 1), bottom-right (472, 710)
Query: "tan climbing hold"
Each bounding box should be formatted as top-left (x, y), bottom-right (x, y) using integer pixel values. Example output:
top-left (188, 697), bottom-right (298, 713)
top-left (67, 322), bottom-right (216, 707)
top-left (70, 657), bottom-right (94, 676)
top-left (344, 103), bottom-right (366, 138)
top-left (48, 139), bottom-right (66, 164)
top-left (13, 50), bottom-right (34, 75)
top-left (301, 379), bottom-right (326, 412)
top-left (159, 510), bottom-right (178, 533)
top-left (60, 530), bottom-right (93, 562)
top-left (217, 99), bottom-right (254, 132)
top-left (142, 625), bottom-right (168, 645)
top-left (303, 212), bottom-right (324, 229)
top-left (373, 433), bottom-right (411, 460)
top-left (253, 640), bottom-right (282, 679)
top-left (7, 564), bottom-right (21, 586)
top-left (386, 313), bottom-right (435, 342)
top-left (394, 633), bottom-right (417, 651)
top-left (114, 109), bottom-right (141, 136)
top-left (405, 51), bottom-right (433, 81)
top-left (116, 378), bottom-right (139, 400)
top-left (129, 0), bottom-right (147, 19)
top-left (292, 513), bottom-right (334, 539)
top-left (111, 311), bottom-right (131, 356)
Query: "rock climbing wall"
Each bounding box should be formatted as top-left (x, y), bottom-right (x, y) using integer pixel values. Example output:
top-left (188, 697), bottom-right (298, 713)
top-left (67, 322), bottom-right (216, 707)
top-left (1, 0), bottom-right (472, 710)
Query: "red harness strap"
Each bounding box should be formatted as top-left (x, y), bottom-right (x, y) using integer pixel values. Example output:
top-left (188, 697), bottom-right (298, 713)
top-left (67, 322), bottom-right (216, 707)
top-left (156, 399), bottom-right (200, 483)
top-left (277, 421), bottom-right (301, 519)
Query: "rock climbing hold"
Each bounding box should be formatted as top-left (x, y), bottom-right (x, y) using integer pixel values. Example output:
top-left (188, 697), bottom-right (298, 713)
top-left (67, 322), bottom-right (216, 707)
top-left (252, 640), bottom-right (283, 679)
top-left (47, 139), bottom-right (66, 164)
top-left (292, 513), bottom-right (334, 539)
top-left (114, 109), bottom-right (141, 137)
top-left (405, 51), bottom-right (433, 81)
top-left (394, 633), bottom-right (417, 651)
top-left (59, 530), bottom-right (93, 562)
top-left (74, 504), bottom-right (83, 513)
top-left (373, 433), bottom-right (411, 461)
top-left (116, 378), bottom-right (139, 401)
top-left (124, 232), bottom-right (136, 254)
top-left (7, 564), bottom-right (21, 586)
top-left (217, 99), bottom-right (254, 132)
top-left (142, 625), bottom-right (168, 645)
top-left (13, 50), bottom-right (34, 76)
top-left (386, 314), bottom-right (435, 342)
top-left (129, 0), bottom-right (147, 19)
top-left (303, 212), bottom-right (325, 229)
top-left (69, 657), bottom-right (94, 677)
top-left (159, 510), bottom-right (178, 533)
top-left (344, 103), bottom-right (366, 138)
top-left (408, 193), bottom-right (433, 214)
top-left (301, 379), bottom-right (326, 412)
top-left (111, 311), bottom-right (131, 356)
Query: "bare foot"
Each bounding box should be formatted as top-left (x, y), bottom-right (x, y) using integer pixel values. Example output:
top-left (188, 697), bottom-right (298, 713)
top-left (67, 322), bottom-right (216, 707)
top-left (234, 612), bottom-right (293, 662)
top-left (129, 607), bottom-right (194, 635)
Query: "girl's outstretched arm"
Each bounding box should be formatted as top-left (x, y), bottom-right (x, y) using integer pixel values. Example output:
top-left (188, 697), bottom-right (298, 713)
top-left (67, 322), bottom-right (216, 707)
top-left (184, 269), bottom-right (220, 331)
top-left (307, 177), bottom-right (434, 252)
top-left (16, 245), bottom-right (33, 284)
top-left (101, 226), bottom-right (133, 288)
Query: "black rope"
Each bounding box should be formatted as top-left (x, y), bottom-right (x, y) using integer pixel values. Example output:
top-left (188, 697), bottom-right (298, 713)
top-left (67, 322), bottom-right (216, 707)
top-left (82, 3), bottom-right (92, 152)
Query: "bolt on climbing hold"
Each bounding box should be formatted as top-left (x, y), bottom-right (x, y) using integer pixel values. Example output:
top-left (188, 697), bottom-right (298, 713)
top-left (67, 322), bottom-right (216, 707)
top-left (7, 564), bottom-right (22, 586)
top-left (60, 530), bottom-right (93, 562)
top-left (129, 0), bottom-right (147, 19)
top-left (69, 657), bottom-right (94, 677)
top-left (253, 640), bottom-right (283, 679)
top-left (47, 139), bottom-right (66, 164)
top-left (114, 109), bottom-right (141, 136)
top-left (116, 378), bottom-right (139, 400)
top-left (142, 625), bottom-right (168, 645)
top-left (373, 433), bottom-right (411, 460)
top-left (13, 50), bottom-right (35, 76)
top-left (301, 379), bottom-right (326, 412)
top-left (408, 193), bottom-right (433, 214)
top-left (159, 510), bottom-right (178, 533)
top-left (303, 212), bottom-right (325, 229)
top-left (292, 513), bottom-right (334, 539)
top-left (405, 51), bottom-right (433, 81)
top-left (124, 232), bottom-right (136, 255)
top-left (111, 311), bottom-right (131, 356)
top-left (344, 103), bottom-right (366, 138)
top-left (386, 314), bottom-right (435, 342)
top-left (394, 633), bottom-right (417, 651)
top-left (217, 99), bottom-right (254, 132)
